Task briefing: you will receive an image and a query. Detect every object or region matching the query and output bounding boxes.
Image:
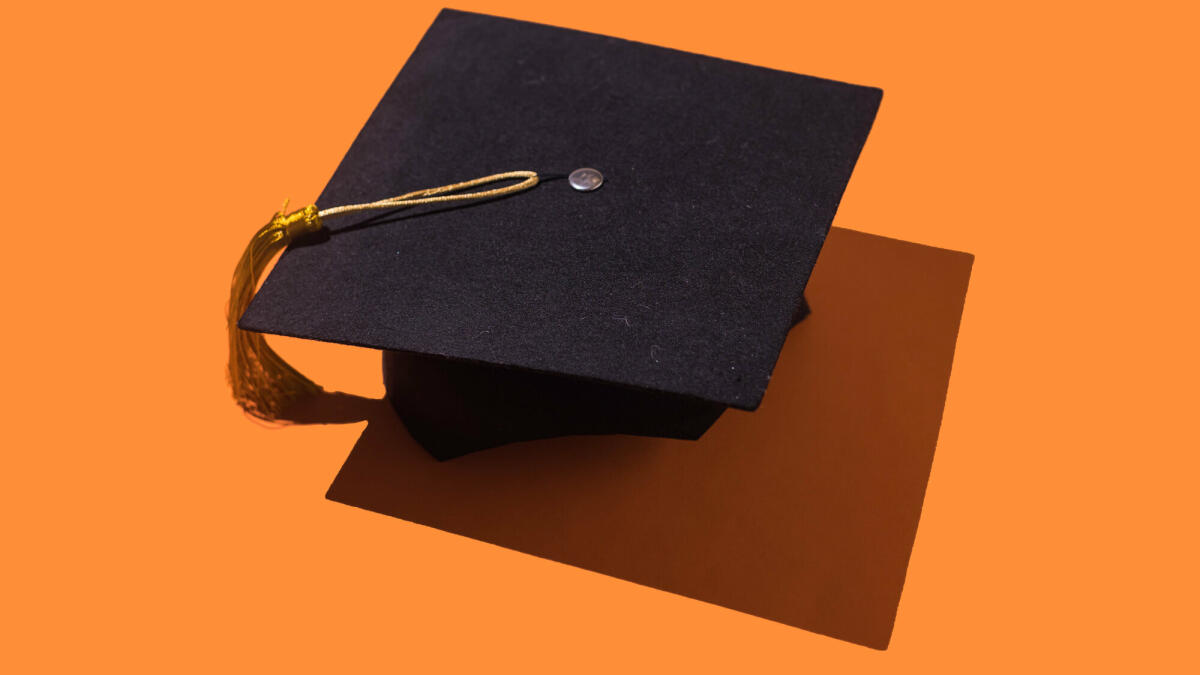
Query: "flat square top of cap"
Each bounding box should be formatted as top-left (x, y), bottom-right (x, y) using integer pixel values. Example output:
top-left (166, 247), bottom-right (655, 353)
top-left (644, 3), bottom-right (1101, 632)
top-left (240, 8), bottom-right (882, 410)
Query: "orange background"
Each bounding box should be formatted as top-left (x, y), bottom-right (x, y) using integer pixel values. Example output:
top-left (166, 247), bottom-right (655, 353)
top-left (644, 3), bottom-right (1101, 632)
top-left (2, 1), bottom-right (1196, 672)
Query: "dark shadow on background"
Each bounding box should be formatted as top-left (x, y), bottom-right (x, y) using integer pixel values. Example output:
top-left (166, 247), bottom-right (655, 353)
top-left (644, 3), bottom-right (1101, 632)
top-left (315, 227), bottom-right (973, 649)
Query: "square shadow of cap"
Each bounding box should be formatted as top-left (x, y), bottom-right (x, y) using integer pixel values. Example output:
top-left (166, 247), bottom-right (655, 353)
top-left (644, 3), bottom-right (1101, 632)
top-left (325, 227), bottom-right (974, 649)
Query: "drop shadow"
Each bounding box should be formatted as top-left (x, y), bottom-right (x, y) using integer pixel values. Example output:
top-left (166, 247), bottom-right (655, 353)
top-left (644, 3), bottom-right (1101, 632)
top-left (304, 227), bottom-right (973, 649)
top-left (276, 391), bottom-right (384, 425)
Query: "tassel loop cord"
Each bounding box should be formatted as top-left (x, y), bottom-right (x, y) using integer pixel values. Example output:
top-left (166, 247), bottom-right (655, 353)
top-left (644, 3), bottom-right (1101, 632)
top-left (318, 170), bottom-right (539, 219)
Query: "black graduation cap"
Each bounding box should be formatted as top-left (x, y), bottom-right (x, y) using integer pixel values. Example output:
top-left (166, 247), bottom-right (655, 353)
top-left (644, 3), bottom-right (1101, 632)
top-left (232, 8), bottom-right (882, 460)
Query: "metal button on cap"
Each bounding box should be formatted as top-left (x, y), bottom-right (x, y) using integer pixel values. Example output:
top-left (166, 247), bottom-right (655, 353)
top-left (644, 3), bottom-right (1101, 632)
top-left (568, 167), bottom-right (604, 192)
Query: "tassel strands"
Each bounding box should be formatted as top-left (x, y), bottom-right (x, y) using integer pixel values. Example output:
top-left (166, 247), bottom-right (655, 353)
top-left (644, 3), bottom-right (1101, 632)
top-left (227, 202), bottom-right (325, 421)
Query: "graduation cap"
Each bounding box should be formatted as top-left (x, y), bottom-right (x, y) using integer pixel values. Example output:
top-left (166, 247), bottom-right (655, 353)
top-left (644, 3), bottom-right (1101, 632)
top-left (228, 9), bottom-right (882, 460)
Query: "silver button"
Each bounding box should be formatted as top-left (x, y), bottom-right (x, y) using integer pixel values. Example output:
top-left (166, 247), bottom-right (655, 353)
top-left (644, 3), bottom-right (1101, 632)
top-left (568, 167), bottom-right (604, 192)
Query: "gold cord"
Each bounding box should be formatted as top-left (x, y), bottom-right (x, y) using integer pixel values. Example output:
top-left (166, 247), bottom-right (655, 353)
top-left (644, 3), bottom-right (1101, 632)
top-left (318, 170), bottom-right (538, 218)
top-left (227, 170), bottom-right (540, 422)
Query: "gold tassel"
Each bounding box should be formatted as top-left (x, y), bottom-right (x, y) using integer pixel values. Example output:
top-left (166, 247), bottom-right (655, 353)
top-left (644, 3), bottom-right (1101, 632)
top-left (227, 202), bottom-right (325, 421)
top-left (226, 171), bottom-right (541, 421)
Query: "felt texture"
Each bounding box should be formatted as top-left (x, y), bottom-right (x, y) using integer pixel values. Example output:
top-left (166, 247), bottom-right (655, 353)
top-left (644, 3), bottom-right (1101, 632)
top-left (240, 8), bottom-right (882, 411)
top-left (323, 227), bottom-right (975, 648)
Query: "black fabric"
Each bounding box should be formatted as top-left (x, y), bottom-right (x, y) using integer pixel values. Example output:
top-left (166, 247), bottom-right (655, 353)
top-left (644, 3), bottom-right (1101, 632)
top-left (241, 8), bottom-right (881, 411)
top-left (381, 291), bottom-right (811, 460)
top-left (383, 351), bottom-right (727, 461)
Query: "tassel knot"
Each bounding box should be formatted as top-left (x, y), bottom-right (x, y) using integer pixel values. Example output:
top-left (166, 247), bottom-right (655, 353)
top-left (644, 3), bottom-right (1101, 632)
top-left (269, 202), bottom-right (323, 245)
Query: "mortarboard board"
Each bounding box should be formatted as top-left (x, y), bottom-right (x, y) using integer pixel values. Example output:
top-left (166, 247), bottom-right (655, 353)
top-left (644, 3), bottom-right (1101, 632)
top-left (229, 8), bottom-right (882, 460)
